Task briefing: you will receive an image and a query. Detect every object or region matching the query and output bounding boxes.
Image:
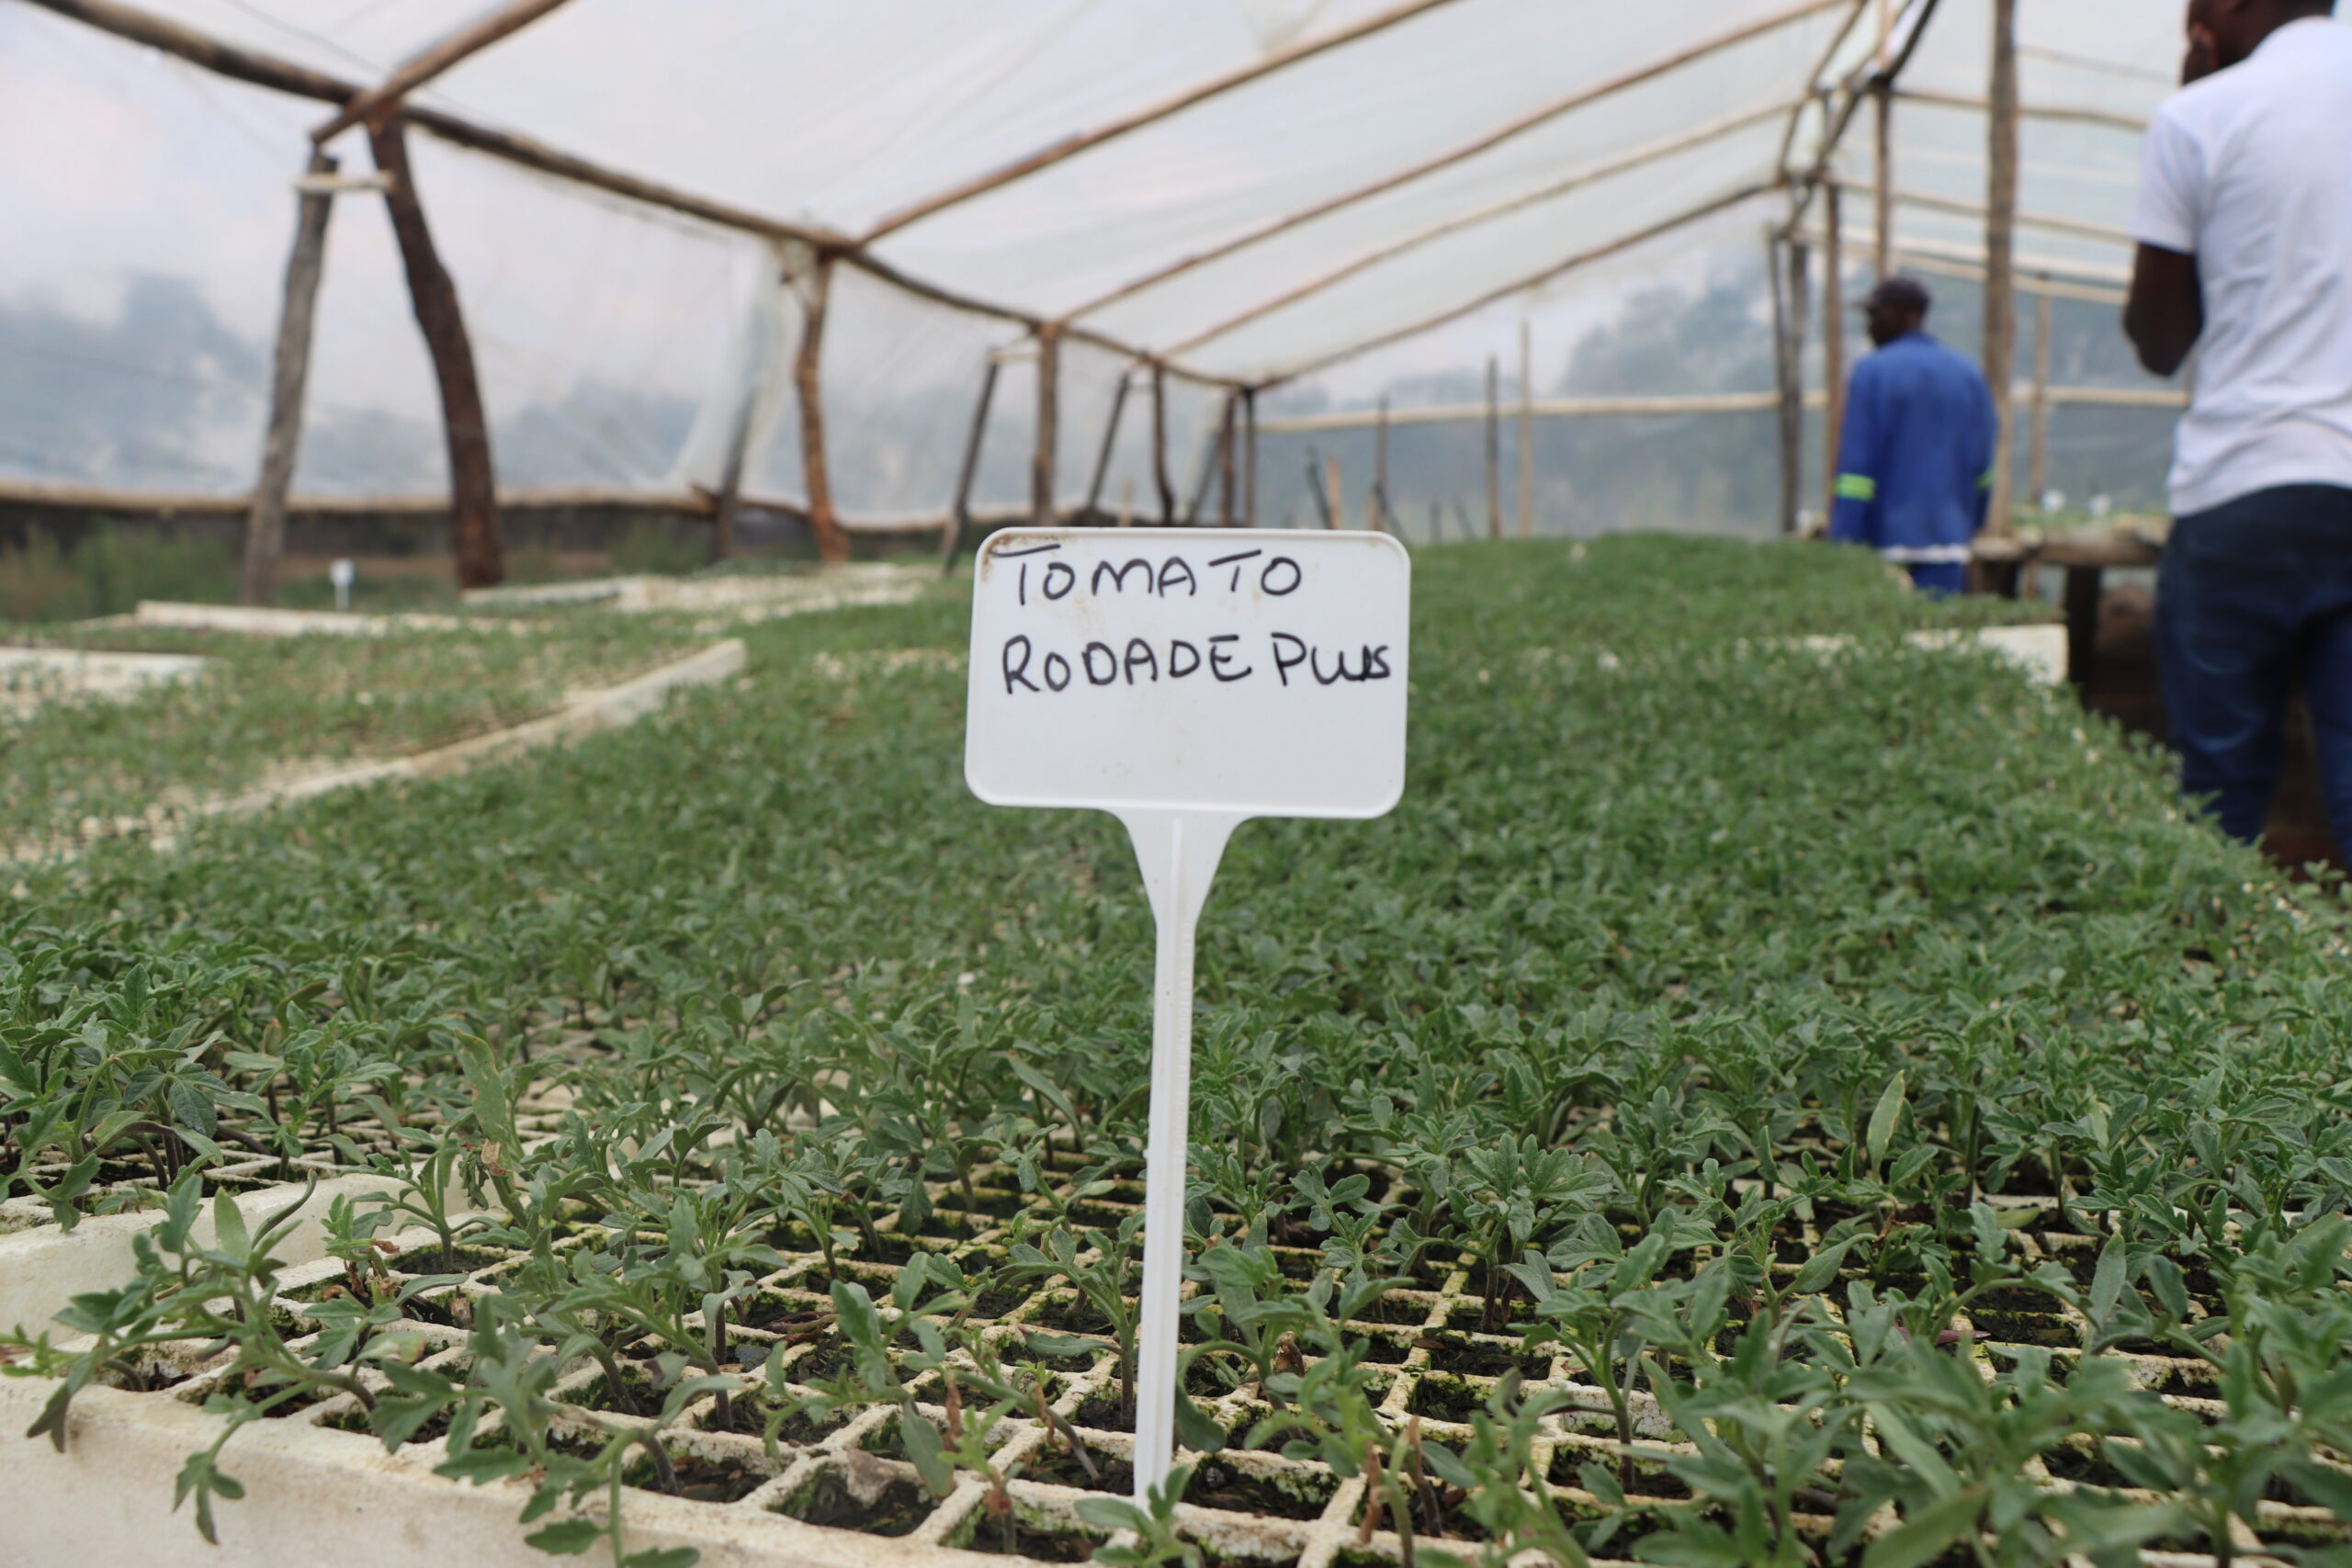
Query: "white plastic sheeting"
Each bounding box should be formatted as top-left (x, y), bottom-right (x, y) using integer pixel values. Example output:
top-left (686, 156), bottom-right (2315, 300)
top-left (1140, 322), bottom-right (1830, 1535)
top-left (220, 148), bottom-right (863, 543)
top-left (0, 0), bottom-right (2213, 523)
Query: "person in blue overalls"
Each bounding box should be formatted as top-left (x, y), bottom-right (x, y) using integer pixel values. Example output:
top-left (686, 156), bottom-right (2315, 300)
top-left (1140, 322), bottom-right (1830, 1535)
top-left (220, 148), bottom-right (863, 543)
top-left (1828, 276), bottom-right (2000, 595)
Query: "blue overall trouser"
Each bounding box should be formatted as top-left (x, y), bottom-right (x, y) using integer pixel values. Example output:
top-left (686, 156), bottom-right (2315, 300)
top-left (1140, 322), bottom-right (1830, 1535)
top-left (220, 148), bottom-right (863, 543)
top-left (2154, 483), bottom-right (2352, 848)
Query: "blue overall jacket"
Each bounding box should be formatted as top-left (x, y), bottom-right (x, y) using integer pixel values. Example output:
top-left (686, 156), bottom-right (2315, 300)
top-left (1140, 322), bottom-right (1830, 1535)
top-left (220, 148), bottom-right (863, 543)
top-left (1828, 331), bottom-right (1998, 569)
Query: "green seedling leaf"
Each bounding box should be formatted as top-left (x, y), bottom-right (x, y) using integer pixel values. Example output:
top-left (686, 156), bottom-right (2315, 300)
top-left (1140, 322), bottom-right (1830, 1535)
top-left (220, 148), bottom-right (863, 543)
top-left (1866, 1071), bottom-right (1906, 1171)
top-left (524, 1518), bottom-right (605, 1554)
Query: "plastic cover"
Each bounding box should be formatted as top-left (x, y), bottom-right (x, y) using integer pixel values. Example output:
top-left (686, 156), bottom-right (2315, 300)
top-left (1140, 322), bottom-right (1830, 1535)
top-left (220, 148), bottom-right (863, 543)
top-left (0, 0), bottom-right (2217, 524)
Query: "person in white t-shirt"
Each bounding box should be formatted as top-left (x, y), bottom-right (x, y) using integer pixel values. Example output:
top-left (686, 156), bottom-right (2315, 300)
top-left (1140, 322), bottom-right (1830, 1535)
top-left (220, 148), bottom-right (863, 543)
top-left (2127, 0), bottom-right (2352, 850)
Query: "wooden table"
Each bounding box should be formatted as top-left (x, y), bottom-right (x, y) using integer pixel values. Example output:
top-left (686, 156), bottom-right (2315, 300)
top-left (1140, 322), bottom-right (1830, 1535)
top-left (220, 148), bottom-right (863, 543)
top-left (1973, 521), bottom-right (2167, 685)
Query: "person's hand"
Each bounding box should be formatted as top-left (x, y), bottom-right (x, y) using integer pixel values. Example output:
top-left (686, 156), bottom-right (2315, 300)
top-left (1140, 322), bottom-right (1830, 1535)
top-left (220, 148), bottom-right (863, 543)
top-left (2182, 22), bottom-right (2219, 84)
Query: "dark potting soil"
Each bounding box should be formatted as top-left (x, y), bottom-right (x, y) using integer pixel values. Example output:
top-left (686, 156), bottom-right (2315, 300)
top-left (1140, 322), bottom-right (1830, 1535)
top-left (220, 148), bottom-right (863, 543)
top-left (1419, 1337), bottom-right (1553, 1378)
top-left (1351, 1293), bottom-right (1442, 1327)
top-left (741, 1293), bottom-right (835, 1334)
top-left (624, 1448), bottom-right (774, 1504)
top-left (325, 1404), bottom-right (455, 1447)
top-left (1188, 1457), bottom-right (1334, 1519)
top-left (1549, 1450), bottom-right (1692, 1501)
top-left (695, 1393), bottom-right (839, 1446)
top-left (1406, 1375), bottom-right (1485, 1425)
top-left (1026, 1439), bottom-right (1133, 1494)
top-left (389, 1245), bottom-right (514, 1276)
top-left (560, 1363), bottom-right (660, 1416)
top-left (1360, 1486), bottom-right (1489, 1542)
top-left (1033, 1296), bottom-right (1126, 1336)
top-left (781, 1336), bottom-right (857, 1383)
top-left (961, 1515), bottom-right (1104, 1562)
top-left (1071, 1394), bottom-right (1136, 1434)
top-left (775, 1466), bottom-right (934, 1536)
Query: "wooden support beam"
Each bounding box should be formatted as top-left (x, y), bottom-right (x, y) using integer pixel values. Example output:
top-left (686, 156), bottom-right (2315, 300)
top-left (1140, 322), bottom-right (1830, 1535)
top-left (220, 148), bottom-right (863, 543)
top-left (313, 0), bottom-right (573, 144)
top-left (861, 0), bottom-right (1460, 243)
top-left (1032, 323), bottom-right (1061, 528)
top-left (1063, 0), bottom-right (1845, 324)
top-left (1832, 178), bottom-right (2133, 246)
top-left (940, 355), bottom-right (1001, 571)
top-left (1895, 86), bottom-right (2148, 133)
top-left (1083, 367), bottom-right (1135, 519)
top-left (1484, 356), bottom-right (1501, 541)
top-left (1984, 0), bottom-right (2020, 539)
top-left (1821, 183), bottom-right (1847, 518)
top-left (1325, 456), bottom-right (1345, 532)
top-left (1806, 229), bottom-right (2132, 296)
top-left (1151, 364), bottom-right (1175, 526)
top-left (1242, 389), bottom-right (1259, 527)
top-left (793, 256), bottom-right (850, 563)
top-left (1264, 182), bottom-right (1776, 386)
top-left (368, 116), bottom-right (502, 589)
top-left (2029, 285), bottom-right (2054, 508)
top-left (240, 149), bottom-right (338, 607)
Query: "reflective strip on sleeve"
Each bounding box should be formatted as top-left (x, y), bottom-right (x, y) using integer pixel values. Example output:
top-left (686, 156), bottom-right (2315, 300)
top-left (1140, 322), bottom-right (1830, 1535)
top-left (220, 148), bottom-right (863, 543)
top-left (1879, 544), bottom-right (1973, 565)
top-left (1833, 473), bottom-right (1877, 502)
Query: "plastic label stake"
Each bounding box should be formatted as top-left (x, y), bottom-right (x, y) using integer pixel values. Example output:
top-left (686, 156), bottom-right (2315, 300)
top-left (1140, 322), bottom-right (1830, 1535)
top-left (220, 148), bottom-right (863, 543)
top-left (965, 527), bottom-right (1409, 1499)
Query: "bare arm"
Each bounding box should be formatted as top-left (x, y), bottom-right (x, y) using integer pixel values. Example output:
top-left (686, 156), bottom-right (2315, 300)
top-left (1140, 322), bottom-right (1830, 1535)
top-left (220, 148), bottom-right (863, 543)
top-left (2124, 243), bottom-right (2202, 378)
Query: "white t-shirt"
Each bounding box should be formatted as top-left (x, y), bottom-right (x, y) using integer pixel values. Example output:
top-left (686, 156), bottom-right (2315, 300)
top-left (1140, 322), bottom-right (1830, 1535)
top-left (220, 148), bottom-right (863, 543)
top-left (2132, 17), bottom-right (2352, 517)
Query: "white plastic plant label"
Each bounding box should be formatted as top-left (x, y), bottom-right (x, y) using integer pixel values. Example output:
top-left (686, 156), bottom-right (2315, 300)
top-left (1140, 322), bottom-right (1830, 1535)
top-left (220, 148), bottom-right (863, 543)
top-left (964, 525), bottom-right (1410, 1503)
top-left (964, 528), bottom-right (1409, 818)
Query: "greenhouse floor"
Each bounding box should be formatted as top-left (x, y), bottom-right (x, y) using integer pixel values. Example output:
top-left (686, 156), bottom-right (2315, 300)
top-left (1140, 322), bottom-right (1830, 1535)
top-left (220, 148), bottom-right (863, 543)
top-left (6, 537), bottom-right (2350, 1568)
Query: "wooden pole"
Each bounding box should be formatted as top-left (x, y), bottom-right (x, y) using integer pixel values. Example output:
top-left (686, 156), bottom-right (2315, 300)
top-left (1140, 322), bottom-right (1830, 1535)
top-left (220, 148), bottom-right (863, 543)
top-left (1873, 85), bottom-right (1894, 279)
top-left (312, 0), bottom-right (573, 144)
top-left (1821, 182), bottom-right (1847, 514)
top-left (1516, 321), bottom-right (1535, 537)
top-left (1083, 367), bottom-right (1133, 521)
top-left (1242, 388), bottom-right (1259, 526)
top-left (939, 355), bottom-right (1001, 570)
top-left (368, 114), bottom-right (502, 589)
top-left (711, 273), bottom-right (786, 567)
top-left (1771, 232), bottom-right (1800, 537)
top-left (1218, 392), bottom-right (1238, 527)
top-left (1983, 0), bottom-right (2020, 539)
top-left (1325, 455), bottom-right (1345, 532)
top-left (2029, 284), bottom-right (2053, 511)
top-left (792, 255), bottom-right (850, 562)
top-left (240, 149), bottom-right (338, 606)
top-left (1375, 394), bottom-right (1391, 532)
top-left (709, 376), bottom-right (757, 566)
top-left (1031, 322), bottom-right (1061, 528)
top-left (1152, 362), bottom-right (1175, 525)
top-left (1484, 355), bottom-right (1501, 541)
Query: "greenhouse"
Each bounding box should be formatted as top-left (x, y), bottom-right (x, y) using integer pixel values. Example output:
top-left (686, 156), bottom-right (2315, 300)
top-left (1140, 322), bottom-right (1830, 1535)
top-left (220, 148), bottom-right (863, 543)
top-left (7, 3), bottom-right (2352, 1568)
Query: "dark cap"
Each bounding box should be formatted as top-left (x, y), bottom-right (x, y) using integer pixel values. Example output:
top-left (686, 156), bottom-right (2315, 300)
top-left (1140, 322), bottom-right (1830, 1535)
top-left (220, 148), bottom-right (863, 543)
top-left (1860, 274), bottom-right (1931, 313)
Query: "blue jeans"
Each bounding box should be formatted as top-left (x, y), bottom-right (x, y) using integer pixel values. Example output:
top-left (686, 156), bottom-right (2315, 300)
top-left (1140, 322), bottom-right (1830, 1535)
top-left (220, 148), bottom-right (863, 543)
top-left (2155, 483), bottom-right (2352, 847)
